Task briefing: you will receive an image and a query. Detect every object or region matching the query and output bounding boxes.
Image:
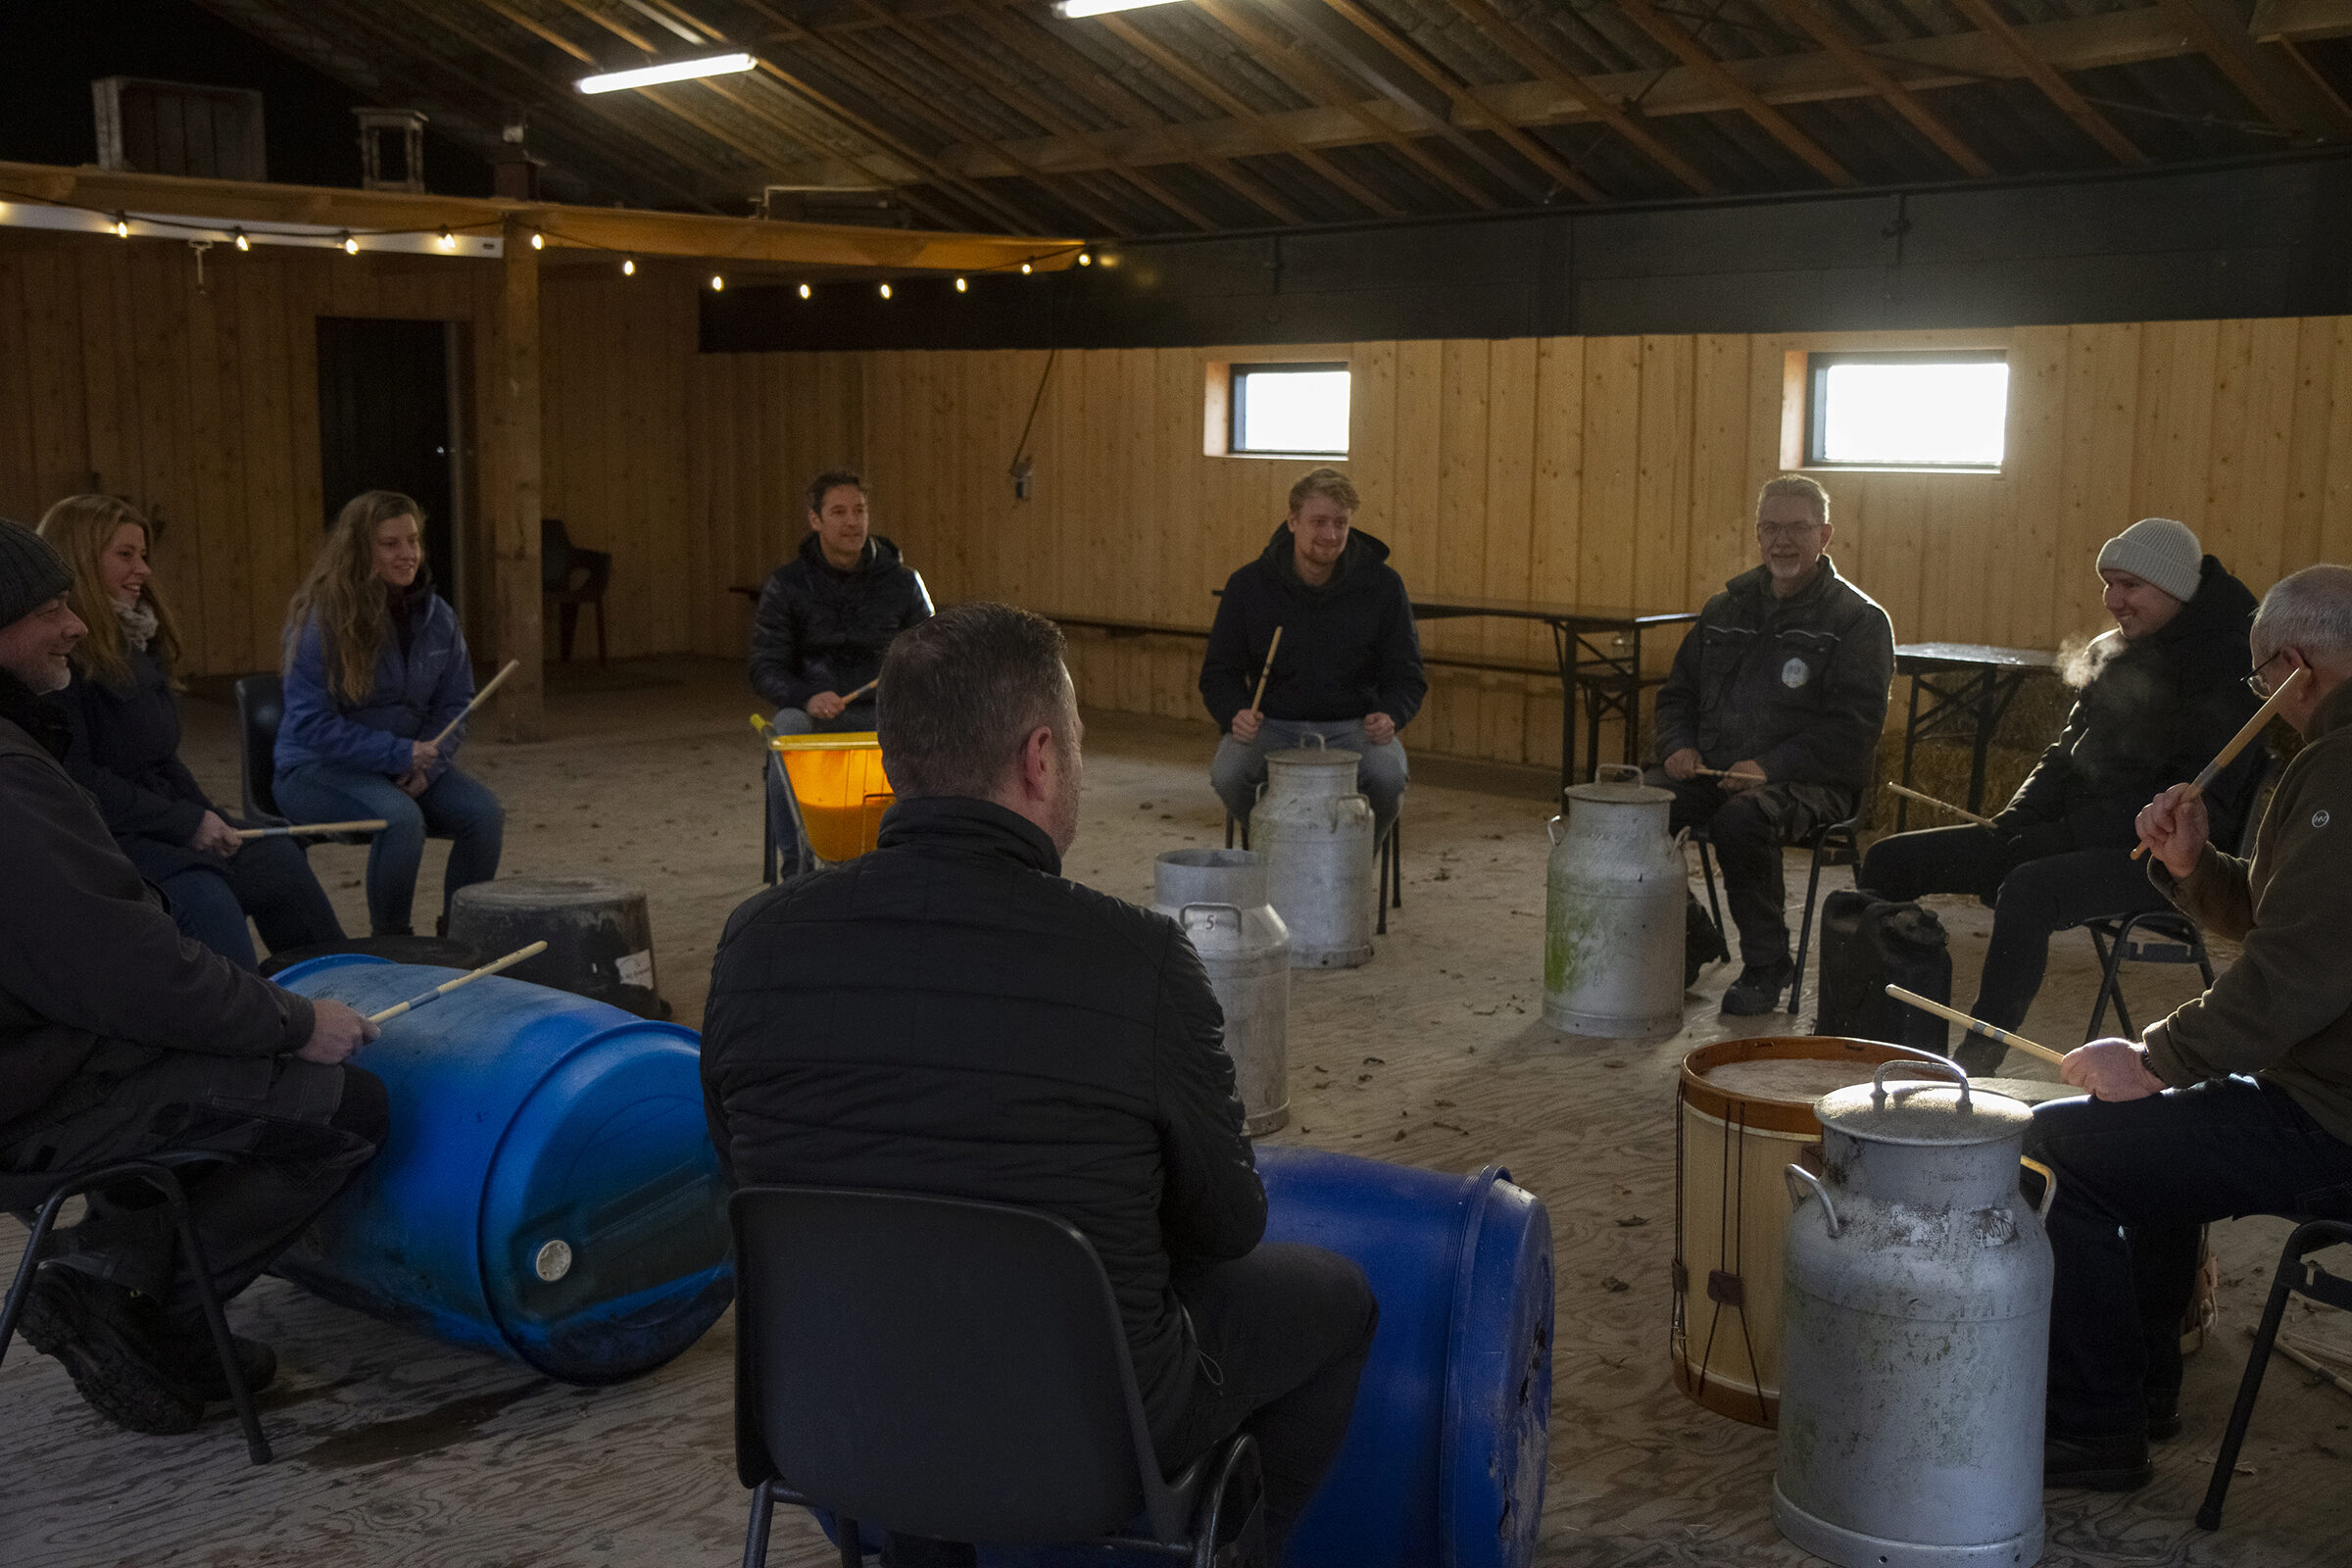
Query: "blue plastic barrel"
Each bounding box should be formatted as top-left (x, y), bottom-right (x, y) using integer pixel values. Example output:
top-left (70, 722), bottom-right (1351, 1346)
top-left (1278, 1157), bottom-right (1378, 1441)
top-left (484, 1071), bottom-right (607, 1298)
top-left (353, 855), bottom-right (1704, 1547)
top-left (1256, 1147), bottom-right (1553, 1568)
top-left (270, 954), bottom-right (733, 1384)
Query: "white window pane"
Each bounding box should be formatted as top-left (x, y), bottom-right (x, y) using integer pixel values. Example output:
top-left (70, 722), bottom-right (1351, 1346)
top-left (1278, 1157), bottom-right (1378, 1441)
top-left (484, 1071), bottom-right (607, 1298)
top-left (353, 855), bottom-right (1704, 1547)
top-left (1238, 369), bottom-right (1349, 454)
top-left (1820, 362), bottom-right (2008, 466)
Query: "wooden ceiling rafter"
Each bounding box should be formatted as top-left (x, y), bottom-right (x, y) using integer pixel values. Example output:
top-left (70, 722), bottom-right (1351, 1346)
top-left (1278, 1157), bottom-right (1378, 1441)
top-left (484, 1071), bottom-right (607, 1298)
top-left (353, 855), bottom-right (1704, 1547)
top-left (2153, 0), bottom-right (2339, 135)
top-left (1438, 0), bottom-right (1719, 194)
top-left (1190, 0), bottom-right (1508, 209)
top-left (1613, 0), bottom-right (1859, 185)
top-left (1761, 0), bottom-right (1995, 174)
top-left (1097, 13), bottom-right (1409, 217)
top-left (1940, 0), bottom-right (2150, 164)
top-left (1309, 0), bottom-right (1608, 201)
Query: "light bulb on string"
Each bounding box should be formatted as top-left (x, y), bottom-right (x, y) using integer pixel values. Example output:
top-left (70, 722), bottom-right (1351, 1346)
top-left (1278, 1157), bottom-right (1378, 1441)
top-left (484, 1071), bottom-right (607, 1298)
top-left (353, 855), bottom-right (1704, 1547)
top-left (879, 282), bottom-right (891, 300)
top-left (530, 232), bottom-right (544, 251)
top-left (955, 277), bottom-right (967, 292)
top-left (438, 228), bottom-right (457, 250)
top-left (233, 228), bottom-right (250, 252)
top-left (798, 282), bottom-right (810, 300)
top-left (113, 214), bottom-right (129, 239)
top-left (710, 273), bottom-right (725, 291)
top-left (1020, 262), bottom-right (1032, 274)
top-left (622, 258), bottom-right (636, 276)
top-left (1078, 251), bottom-right (1092, 266)
top-left (342, 232), bottom-right (359, 255)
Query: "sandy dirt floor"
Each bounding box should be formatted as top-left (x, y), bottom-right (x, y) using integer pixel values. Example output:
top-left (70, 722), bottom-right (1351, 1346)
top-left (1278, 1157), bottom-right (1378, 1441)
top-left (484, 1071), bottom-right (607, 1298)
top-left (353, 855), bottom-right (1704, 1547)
top-left (3, 658), bottom-right (2347, 1566)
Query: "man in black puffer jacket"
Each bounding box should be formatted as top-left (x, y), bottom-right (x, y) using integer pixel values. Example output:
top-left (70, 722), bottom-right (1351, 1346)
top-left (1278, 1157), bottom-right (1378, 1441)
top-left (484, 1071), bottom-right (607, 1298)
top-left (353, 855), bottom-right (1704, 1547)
top-left (705, 604), bottom-right (1378, 1565)
top-left (750, 469), bottom-right (932, 868)
top-left (1862, 517), bottom-right (2263, 1065)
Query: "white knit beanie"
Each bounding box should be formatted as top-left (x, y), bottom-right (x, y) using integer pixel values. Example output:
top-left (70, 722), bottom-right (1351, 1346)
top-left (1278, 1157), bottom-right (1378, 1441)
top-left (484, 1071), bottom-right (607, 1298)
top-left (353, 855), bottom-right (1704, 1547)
top-left (2095, 517), bottom-right (2202, 603)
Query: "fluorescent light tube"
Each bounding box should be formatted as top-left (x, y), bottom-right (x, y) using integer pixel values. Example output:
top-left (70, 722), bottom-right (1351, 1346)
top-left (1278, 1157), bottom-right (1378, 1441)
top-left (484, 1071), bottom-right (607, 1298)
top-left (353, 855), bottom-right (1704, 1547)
top-left (576, 53), bottom-right (758, 94)
top-left (1053, 0), bottom-right (1186, 17)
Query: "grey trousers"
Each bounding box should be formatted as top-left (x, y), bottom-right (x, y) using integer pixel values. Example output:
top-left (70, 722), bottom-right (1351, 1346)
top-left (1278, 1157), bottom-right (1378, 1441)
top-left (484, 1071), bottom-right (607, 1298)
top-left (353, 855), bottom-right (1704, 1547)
top-left (1212, 718), bottom-right (1408, 845)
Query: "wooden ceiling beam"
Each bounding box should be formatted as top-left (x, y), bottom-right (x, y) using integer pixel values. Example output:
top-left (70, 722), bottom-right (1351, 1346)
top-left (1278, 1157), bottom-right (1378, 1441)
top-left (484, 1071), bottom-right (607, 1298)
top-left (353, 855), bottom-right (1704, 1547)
top-left (1309, 0), bottom-right (1607, 201)
top-left (0, 159), bottom-right (1079, 270)
top-left (2156, 0), bottom-right (2349, 136)
top-left (1097, 13), bottom-right (1406, 218)
top-left (1941, 0), bottom-right (2149, 164)
top-left (1437, 0), bottom-right (1717, 195)
top-left (1613, 0), bottom-right (1858, 186)
top-left (1762, 0), bottom-right (1994, 176)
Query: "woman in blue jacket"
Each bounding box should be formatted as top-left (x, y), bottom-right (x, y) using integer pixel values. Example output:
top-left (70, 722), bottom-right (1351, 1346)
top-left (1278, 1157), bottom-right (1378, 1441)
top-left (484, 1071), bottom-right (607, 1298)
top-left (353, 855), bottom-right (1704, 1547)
top-left (39, 494), bottom-right (344, 967)
top-left (274, 490), bottom-right (503, 936)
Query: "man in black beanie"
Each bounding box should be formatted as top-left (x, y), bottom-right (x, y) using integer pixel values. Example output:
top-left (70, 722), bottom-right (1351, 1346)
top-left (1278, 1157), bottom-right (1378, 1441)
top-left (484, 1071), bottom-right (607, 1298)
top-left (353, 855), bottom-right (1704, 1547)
top-left (0, 517), bottom-right (386, 1437)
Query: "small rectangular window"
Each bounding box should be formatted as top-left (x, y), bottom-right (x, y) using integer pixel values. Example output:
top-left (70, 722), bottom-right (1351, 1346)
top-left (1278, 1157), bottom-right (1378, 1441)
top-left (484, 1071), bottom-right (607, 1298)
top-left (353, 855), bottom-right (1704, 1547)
top-left (1230, 363), bottom-right (1349, 457)
top-left (1805, 351), bottom-right (2008, 471)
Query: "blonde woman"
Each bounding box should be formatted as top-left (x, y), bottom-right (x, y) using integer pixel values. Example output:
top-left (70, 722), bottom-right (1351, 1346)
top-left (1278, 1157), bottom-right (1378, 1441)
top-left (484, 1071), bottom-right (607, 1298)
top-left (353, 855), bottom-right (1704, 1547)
top-left (39, 495), bottom-right (343, 968)
top-left (274, 491), bottom-right (503, 936)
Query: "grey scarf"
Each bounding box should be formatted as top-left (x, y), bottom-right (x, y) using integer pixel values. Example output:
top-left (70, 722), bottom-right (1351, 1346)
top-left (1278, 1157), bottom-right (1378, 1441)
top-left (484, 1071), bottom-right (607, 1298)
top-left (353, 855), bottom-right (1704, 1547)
top-left (116, 599), bottom-right (159, 653)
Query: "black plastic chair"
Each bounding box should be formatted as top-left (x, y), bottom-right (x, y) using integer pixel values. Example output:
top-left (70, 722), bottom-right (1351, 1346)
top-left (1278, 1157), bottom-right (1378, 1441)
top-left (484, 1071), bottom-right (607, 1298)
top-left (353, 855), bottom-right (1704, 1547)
top-left (1225, 813), bottom-right (1401, 935)
top-left (541, 518), bottom-right (612, 665)
top-left (1692, 813), bottom-right (1862, 1014)
top-left (2197, 1217), bottom-right (2352, 1530)
top-left (730, 1186), bottom-right (1263, 1568)
top-left (0, 1152), bottom-right (271, 1464)
top-left (233, 674), bottom-right (377, 847)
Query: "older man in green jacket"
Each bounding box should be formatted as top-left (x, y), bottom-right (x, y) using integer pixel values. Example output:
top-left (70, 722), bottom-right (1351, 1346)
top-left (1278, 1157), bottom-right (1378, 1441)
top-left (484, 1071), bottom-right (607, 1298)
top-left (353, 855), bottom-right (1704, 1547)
top-left (2027, 563), bottom-right (2352, 1493)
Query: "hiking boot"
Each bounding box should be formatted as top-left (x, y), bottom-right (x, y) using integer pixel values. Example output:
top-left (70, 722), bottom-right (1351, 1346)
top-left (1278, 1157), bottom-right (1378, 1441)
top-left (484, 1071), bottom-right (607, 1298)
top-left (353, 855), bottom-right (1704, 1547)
top-left (2043, 1428), bottom-right (2153, 1491)
top-left (18, 1266), bottom-right (203, 1435)
top-left (155, 1317), bottom-right (279, 1402)
top-left (1720, 959), bottom-right (1794, 1017)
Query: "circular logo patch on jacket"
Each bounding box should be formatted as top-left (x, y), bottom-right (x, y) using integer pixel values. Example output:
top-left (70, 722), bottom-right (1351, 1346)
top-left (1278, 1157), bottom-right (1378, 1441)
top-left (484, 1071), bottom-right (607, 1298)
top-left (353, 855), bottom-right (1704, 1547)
top-left (2316, 808), bottom-right (2332, 829)
top-left (1782, 657), bottom-right (1810, 689)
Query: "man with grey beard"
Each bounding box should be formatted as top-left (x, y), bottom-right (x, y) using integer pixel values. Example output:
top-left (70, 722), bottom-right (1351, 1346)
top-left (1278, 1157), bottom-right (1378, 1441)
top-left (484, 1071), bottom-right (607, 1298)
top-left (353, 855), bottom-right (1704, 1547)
top-left (702, 603), bottom-right (1377, 1567)
top-left (1860, 518), bottom-right (2259, 1065)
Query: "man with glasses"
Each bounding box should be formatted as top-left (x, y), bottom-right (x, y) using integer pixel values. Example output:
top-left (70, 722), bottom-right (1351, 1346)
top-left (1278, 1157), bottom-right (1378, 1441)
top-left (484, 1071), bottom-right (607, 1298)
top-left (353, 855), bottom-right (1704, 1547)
top-left (1860, 517), bottom-right (2262, 1067)
top-left (2028, 563), bottom-right (2352, 1491)
top-left (1653, 474), bottom-right (1895, 1015)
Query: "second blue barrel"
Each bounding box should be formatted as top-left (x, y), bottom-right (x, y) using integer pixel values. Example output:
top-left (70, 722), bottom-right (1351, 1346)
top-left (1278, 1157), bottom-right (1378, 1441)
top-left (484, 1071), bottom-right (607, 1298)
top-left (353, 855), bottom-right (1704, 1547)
top-left (1257, 1146), bottom-right (1554, 1568)
top-left (270, 954), bottom-right (732, 1384)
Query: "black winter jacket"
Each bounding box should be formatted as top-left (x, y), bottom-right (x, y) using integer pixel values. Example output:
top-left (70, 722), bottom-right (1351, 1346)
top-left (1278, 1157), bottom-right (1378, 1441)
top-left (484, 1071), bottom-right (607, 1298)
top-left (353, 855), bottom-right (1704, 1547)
top-left (748, 533), bottom-right (932, 716)
top-left (51, 645), bottom-right (222, 882)
top-left (701, 796), bottom-right (1264, 1466)
top-left (1200, 525), bottom-right (1426, 733)
top-left (1998, 556), bottom-right (2263, 856)
top-left (1653, 556), bottom-right (1895, 794)
top-left (0, 671), bottom-right (314, 1131)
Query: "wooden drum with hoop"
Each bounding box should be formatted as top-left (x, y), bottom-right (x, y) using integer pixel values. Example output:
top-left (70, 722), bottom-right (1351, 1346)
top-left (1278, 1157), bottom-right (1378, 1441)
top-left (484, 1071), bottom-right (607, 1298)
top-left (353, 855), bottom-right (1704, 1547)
top-left (1673, 1036), bottom-right (1938, 1427)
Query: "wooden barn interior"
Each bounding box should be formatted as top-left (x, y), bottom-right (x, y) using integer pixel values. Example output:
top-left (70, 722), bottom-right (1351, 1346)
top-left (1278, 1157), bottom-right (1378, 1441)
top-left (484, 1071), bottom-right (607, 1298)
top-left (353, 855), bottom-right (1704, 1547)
top-left (4, 0), bottom-right (2352, 1563)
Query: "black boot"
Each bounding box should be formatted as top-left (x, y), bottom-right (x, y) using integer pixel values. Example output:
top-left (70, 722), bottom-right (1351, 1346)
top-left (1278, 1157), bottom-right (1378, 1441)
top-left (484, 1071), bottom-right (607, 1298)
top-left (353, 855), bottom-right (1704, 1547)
top-left (154, 1315), bottom-right (280, 1402)
top-left (1720, 958), bottom-right (1794, 1017)
top-left (2043, 1427), bottom-right (2153, 1491)
top-left (18, 1266), bottom-right (204, 1435)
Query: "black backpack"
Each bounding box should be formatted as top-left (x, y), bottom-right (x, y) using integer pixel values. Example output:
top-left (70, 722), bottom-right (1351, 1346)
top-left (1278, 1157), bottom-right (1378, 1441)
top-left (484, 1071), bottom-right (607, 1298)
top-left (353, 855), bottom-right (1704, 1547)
top-left (1812, 889), bottom-right (1952, 1054)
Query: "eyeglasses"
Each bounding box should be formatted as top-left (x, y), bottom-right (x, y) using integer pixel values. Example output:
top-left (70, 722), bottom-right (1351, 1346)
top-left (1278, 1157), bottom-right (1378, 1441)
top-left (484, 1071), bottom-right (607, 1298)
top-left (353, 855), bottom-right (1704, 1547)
top-left (1757, 520), bottom-right (1825, 542)
top-left (2247, 648), bottom-right (2289, 700)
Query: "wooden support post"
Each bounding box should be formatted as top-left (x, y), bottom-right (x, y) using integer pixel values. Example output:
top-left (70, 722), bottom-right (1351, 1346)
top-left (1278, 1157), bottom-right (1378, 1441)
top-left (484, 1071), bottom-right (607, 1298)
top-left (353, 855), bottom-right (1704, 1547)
top-left (487, 214), bottom-right (544, 742)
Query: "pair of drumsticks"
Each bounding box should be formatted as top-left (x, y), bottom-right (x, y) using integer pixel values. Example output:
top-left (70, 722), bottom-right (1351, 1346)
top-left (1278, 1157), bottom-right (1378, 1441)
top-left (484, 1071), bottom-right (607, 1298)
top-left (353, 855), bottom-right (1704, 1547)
top-left (1886, 666), bottom-right (2307, 859)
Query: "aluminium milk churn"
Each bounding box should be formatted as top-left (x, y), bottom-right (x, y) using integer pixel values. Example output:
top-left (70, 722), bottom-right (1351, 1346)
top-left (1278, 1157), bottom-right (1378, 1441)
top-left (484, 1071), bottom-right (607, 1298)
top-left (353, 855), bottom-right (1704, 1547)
top-left (1153, 849), bottom-right (1292, 1135)
top-left (1776, 1057), bottom-right (2053, 1568)
top-left (1544, 764), bottom-right (1686, 1039)
top-left (1250, 738), bottom-right (1376, 969)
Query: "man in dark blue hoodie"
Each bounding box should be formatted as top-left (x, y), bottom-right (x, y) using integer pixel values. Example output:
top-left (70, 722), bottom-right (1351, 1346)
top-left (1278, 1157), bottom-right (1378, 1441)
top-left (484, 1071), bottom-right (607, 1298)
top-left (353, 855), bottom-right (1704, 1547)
top-left (1200, 467), bottom-right (1426, 845)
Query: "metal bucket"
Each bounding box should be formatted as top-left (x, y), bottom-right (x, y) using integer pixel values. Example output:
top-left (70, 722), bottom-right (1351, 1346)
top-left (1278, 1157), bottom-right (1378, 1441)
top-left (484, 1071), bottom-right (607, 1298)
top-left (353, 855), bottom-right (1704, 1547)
top-left (1544, 763), bottom-right (1686, 1039)
top-left (1776, 1057), bottom-right (2052, 1567)
top-left (1152, 849), bottom-right (1291, 1135)
top-left (1250, 738), bottom-right (1376, 969)
top-left (270, 954), bottom-right (733, 1384)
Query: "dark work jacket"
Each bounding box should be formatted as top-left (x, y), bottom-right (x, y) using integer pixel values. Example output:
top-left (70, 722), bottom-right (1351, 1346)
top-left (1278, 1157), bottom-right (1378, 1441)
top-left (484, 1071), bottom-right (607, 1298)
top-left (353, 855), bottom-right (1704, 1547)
top-left (748, 533), bottom-right (932, 717)
top-left (1998, 557), bottom-right (2263, 856)
top-left (0, 671), bottom-right (314, 1133)
top-left (50, 643), bottom-right (222, 882)
top-left (1200, 525), bottom-right (1426, 732)
top-left (1653, 556), bottom-right (1895, 794)
top-left (701, 796), bottom-right (1264, 1477)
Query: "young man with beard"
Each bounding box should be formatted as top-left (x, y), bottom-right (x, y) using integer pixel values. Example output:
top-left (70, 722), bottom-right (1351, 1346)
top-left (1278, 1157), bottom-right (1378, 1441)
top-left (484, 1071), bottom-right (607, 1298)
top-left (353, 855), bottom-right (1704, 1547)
top-left (703, 604), bottom-right (1378, 1567)
top-left (1860, 518), bottom-right (2262, 1067)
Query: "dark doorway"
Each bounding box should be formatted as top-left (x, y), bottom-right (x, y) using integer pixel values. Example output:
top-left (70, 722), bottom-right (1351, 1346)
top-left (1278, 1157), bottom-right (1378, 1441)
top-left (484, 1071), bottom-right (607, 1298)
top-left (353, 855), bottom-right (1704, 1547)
top-left (316, 318), bottom-right (467, 619)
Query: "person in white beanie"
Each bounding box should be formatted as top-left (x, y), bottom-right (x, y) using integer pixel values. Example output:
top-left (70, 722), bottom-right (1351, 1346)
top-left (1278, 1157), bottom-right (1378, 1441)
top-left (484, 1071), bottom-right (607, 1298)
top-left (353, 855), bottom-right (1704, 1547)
top-left (1861, 518), bottom-right (2264, 1065)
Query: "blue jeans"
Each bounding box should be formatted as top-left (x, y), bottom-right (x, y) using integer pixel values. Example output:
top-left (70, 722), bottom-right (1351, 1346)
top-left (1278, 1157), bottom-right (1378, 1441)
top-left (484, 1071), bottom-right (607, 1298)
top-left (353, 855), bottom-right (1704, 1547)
top-left (2027, 1078), bottom-right (2352, 1436)
top-left (153, 833), bottom-right (345, 971)
top-left (1211, 718), bottom-right (1408, 845)
top-left (274, 762), bottom-right (505, 936)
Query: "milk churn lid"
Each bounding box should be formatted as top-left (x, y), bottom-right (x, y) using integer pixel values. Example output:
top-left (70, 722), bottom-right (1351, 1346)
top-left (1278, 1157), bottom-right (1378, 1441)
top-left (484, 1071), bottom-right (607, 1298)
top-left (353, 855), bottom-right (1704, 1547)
top-left (1267, 746), bottom-right (1361, 767)
top-left (1814, 1056), bottom-right (2034, 1148)
top-left (1562, 762), bottom-right (1672, 807)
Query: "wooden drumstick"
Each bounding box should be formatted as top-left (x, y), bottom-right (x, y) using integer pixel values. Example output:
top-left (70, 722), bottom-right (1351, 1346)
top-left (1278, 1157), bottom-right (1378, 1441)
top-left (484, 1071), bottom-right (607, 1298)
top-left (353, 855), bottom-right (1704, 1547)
top-left (426, 659), bottom-right (522, 749)
top-left (366, 941), bottom-right (548, 1024)
top-left (2133, 666), bottom-right (2305, 859)
top-left (1250, 626), bottom-right (1284, 713)
top-left (1693, 763), bottom-right (1767, 784)
top-left (235, 819), bottom-right (389, 839)
top-left (1885, 985), bottom-right (2068, 1067)
top-left (839, 676), bottom-right (879, 705)
top-left (1885, 782), bottom-right (1996, 829)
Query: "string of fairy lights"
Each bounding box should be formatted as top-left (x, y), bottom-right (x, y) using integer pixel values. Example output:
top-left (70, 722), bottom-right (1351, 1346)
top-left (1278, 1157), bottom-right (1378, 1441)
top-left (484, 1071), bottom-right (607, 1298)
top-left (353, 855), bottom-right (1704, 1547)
top-left (8, 183), bottom-right (1101, 298)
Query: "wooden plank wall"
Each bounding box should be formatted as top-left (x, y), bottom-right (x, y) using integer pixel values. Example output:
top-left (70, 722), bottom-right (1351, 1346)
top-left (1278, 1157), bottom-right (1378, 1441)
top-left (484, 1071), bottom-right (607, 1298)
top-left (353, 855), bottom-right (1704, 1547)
top-left (0, 234), bottom-right (703, 675)
top-left (685, 320), bottom-right (2352, 767)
